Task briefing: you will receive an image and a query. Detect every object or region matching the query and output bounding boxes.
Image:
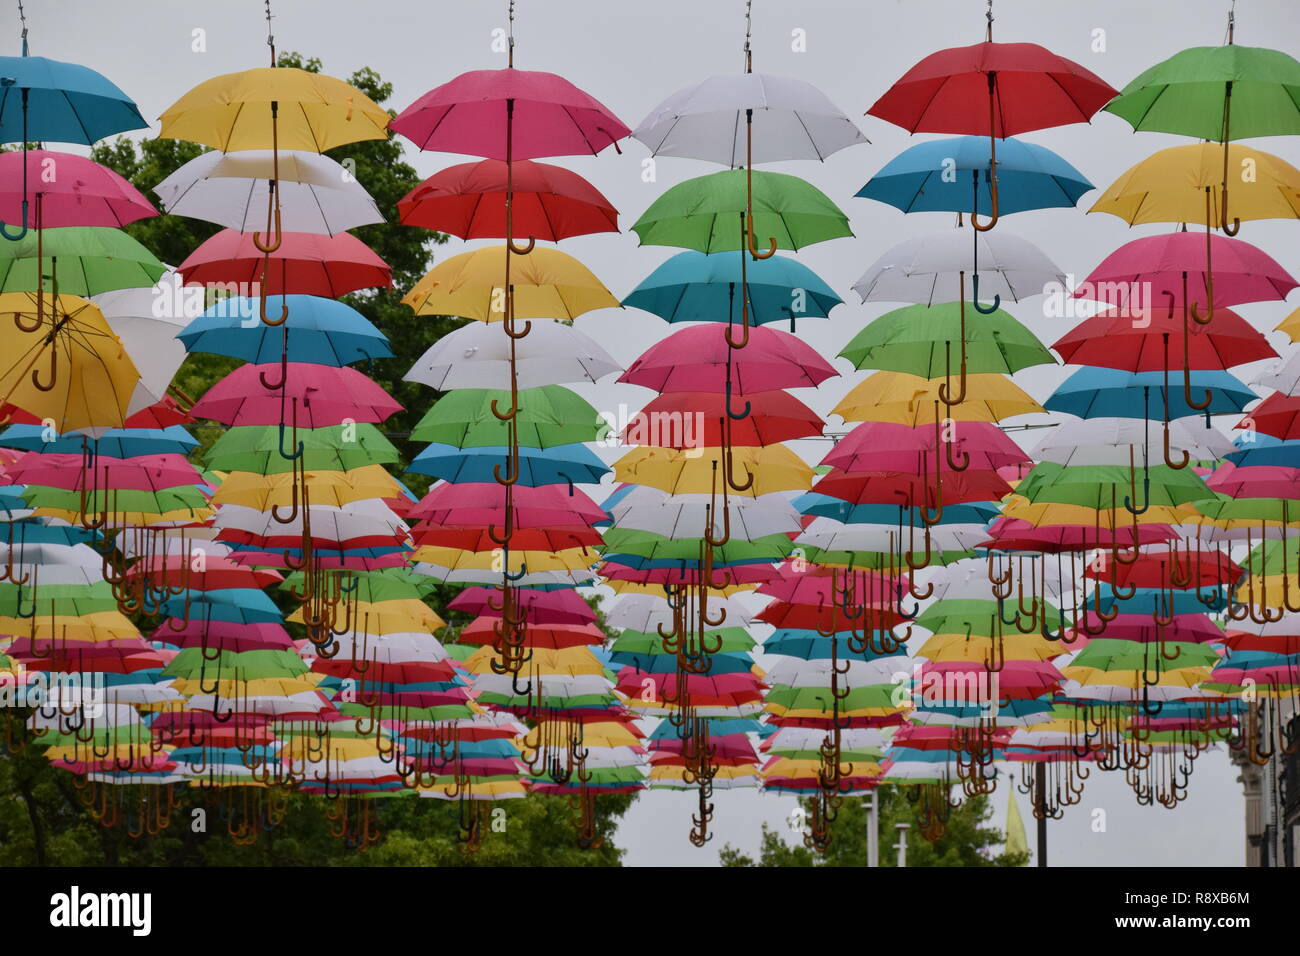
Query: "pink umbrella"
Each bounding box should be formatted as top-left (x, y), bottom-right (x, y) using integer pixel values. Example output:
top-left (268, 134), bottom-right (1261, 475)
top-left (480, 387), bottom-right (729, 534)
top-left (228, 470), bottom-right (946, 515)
top-left (160, 620), bottom-right (296, 652)
top-left (0, 149), bottom-right (156, 228)
top-left (979, 517), bottom-right (1177, 552)
top-left (448, 586), bottom-right (595, 625)
top-left (1070, 613), bottom-right (1226, 644)
top-left (598, 562), bottom-right (779, 587)
top-left (1074, 231), bottom-right (1296, 312)
top-left (5, 452), bottom-right (203, 491)
top-left (918, 660), bottom-right (1061, 699)
top-left (620, 323), bottom-right (837, 395)
top-left (1206, 462), bottom-right (1300, 499)
top-left (822, 420), bottom-right (1031, 472)
top-left (189, 363), bottom-right (402, 426)
top-left (410, 481), bottom-right (607, 529)
top-left (390, 69), bottom-right (629, 160)
top-left (177, 230), bottom-right (392, 316)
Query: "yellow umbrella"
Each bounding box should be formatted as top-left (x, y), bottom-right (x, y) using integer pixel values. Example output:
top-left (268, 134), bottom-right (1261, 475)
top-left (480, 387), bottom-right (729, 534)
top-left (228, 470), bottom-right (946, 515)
top-left (32, 507), bottom-right (216, 526)
top-left (601, 578), bottom-right (756, 597)
top-left (1274, 305), bottom-right (1300, 343)
top-left (917, 631), bottom-right (1065, 664)
top-left (287, 598), bottom-right (444, 634)
top-left (613, 444), bottom-right (814, 496)
top-left (464, 645), bottom-right (605, 677)
top-left (158, 67), bottom-right (389, 152)
top-left (1061, 666), bottom-right (1210, 690)
top-left (1090, 143), bottom-right (1300, 226)
top-left (402, 246), bottom-right (620, 321)
top-left (833, 371), bottom-right (1042, 425)
top-left (211, 466), bottom-right (401, 509)
top-left (0, 292), bottom-right (139, 432)
top-left (1000, 499), bottom-right (1193, 528)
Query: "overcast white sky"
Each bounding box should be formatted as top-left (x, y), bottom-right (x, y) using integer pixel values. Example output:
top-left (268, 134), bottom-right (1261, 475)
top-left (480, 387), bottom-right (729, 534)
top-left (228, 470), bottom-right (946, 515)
top-left (34, 0), bottom-right (1300, 864)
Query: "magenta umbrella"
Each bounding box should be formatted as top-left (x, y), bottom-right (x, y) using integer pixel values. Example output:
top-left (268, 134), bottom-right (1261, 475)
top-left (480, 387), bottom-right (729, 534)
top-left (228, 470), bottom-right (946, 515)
top-left (1074, 231), bottom-right (1296, 314)
top-left (1206, 462), bottom-right (1300, 499)
top-left (620, 323), bottom-right (837, 396)
top-left (822, 420), bottom-right (1030, 473)
top-left (390, 68), bottom-right (629, 160)
top-left (5, 452), bottom-right (202, 491)
top-left (0, 149), bottom-right (156, 228)
top-left (157, 621), bottom-right (296, 653)
top-left (448, 586), bottom-right (596, 625)
top-left (411, 481), bottom-right (607, 528)
top-left (979, 517), bottom-right (1177, 553)
top-left (1071, 613), bottom-right (1226, 644)
top-left (189, 363), bottom-right (402, 426)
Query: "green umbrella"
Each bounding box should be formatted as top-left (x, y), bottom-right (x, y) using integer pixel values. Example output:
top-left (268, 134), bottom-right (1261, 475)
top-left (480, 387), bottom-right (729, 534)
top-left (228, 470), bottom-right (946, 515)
top-left (0, 226), bottom-right (166, 295)
top-left (205, 423), bottom-right (399, 474)
top-left (1105, 26), bottom-right (1300, 234)
top-left (411, 385), bottom-right (603, 449)
top-left (1014, 462), bottom-right (1214, 509)
top-left (162, 647), bottom-right (310, 680)
top-left (631, 169), bottom-right (852, 253)
top-left (916, 599), bottom-right (1061, 637)
top-left (280, 566), bottom-right (429, 604)
top-left (838, 302), bottom-right (1054, 377)
top-left (799, 546), bottom-right (971, 570)
top-left (1070, 638), bottom-right (1218, 671)
top-left (609, 627), bottom-right (756, 656)
top-left (602, 527), bottom-right (793, 563)
top-left (22, 486), bottom-right (210, 515)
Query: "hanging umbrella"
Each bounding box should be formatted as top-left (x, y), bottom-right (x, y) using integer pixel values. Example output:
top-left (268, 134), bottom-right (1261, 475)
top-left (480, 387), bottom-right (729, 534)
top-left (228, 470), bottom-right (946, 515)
top-left (621, 323), bottom-right (836, 394)
top-left (402, 245), bottom-right (618, 321)
top-left (623, 250), bottom-right (841, 331)
top-left (0, 291), bottom-right (139, 431)
top-left (90, 272), bottom-right (190, 417)
top-left (154, 149), bottom-right (383, 234)
top-left (0, 226), bottom-right (165, 295)
top-left (398, 159), bottom-right (618, 240)
top-left (0, 149), bottom-right (156, 229)
top-left (858, 135), bottom-right (1093, 215)
top-left (833, 370), bottom-right (1041, 425)
top-left (189, 363), bottom-right (401, 426)
top-left (404, 318), bottom-right (620, 391)
top-left (179, 294), bottom-right (392, 367)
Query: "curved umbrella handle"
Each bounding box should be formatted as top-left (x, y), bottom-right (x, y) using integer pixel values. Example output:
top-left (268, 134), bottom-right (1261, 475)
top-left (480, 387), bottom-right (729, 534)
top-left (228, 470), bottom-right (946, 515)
top-left (971, 273), bottom-right (1000, 314)
top-left (0, 200), bottom-right (29, 241)
top-left (507, 235), bottom-right (536, 256)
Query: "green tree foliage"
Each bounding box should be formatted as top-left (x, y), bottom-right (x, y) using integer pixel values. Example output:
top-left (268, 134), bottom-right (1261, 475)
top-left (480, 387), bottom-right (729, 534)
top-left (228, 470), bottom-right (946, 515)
top-left (718, 786), bottom-right (1030, 867)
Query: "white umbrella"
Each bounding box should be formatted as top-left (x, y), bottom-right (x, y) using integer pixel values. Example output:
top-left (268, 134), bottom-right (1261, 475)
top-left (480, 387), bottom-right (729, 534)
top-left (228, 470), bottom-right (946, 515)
top-left (405, 318), bottom-right (621, 391)
top-left (607, 593), bottom-right (755, 631)
top-left (1032, 416), bottom-right (1234, 467)
top-left (411, 563), bottom-right (595, 587)
top-left (633, 72), bottom-right (867, 167)
top-left (153, 150), bottom-right (383, 234)
top-left (795, 517), bottom-right (990, 553)
top-left (853, 229), bottom-right (1065, 306)
top-left (608, 487), bottom-right (802, 540)
top-left (212, 500), bottom-right (409, 543)
top-left (90, 269), bottom-right (189, 418)
top-left (1253, 350), bottom-right (1300, 393)
top-left (765, 657), bottom-right (901, 688)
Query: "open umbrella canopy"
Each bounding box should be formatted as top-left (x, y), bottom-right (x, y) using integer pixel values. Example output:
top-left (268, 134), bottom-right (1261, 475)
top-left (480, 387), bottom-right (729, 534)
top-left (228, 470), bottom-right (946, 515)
top-left (404, 317), bottom-right (620, 391)
top-left (179, 294), bottom-right (392, 366)
top-left (1045, 367), bottom-right (1256, 419)
top-left (411, 386), bottom-right (602, 448)
top-left (398, 159), bottom-right (618, 239)
top-left (839, 302), bottom-right (1054, 376)
top-left (1052, 304), bottom-right (1276, 370)
top-left (158, 66), bottom-right (390, 151)
top-left (0, 291), bottom-right (139, 432)
top-left (189, 363), bottom-right (402, 426)
top-left (0, 226), bottom-right (165, 295)
top-left (631, 169), bottom-right (852, 252)
top-left (621, 323), bottom-right (837, 393)
top-left (390, 67), bottom-right (630, 160)
top-left (833, 371), bottom-right (1041, 424)
top-left (1090, 143), bottom-right (1300, 226)
top-left (402, 245), bottom-right (618, 320)
top-left (1104, 43), bottom-right (1300, 141)
top-left (623, 250), bottom-right (841, 326)
top-left (0, 149), bottom-right (156, 228)
top-left (623, 389), bottom-right (824, 447)
top-left (154, 149), bottom-right (384, 234)
top-left (177, 229), bottom-right (392, 298)
top-left (0, 54), bottom-right (147, 144)
top-left (858, 135), bottom-right (1093, 215)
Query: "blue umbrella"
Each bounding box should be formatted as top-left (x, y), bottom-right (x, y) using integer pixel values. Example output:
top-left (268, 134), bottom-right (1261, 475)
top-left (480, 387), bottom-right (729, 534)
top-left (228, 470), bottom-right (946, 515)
top-left (793, 493), bottom-right (999, 526)
top-left (622, 250), bottom-right (842, 329)
top-left (0, 424), bottom-right (198, 457)
top-left (179, 295), bottom-right (393, 367)
top-left (857, 136), bottom-right (1093, 216)
top-left (1225, 439), bottom-right (1300, 467)
top-left (762, 630), bottom-right (907, 662)
top-left (1045, 368), bottom-right (1256, 420)
top-left (407, 443), bottom-right (610, 487)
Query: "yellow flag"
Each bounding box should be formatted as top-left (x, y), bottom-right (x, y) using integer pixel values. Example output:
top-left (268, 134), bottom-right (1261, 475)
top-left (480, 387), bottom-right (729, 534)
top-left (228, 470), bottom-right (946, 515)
top-left (1006, 792), bottom-right (1029, 862)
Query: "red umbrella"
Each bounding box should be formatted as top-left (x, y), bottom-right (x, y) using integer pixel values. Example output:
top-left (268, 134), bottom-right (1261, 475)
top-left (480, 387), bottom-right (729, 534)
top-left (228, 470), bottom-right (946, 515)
top-left (410, 481), bottom-right (607, 529)
top-left (812, 467), bottom-right (1011, 507)
top-left (1052, 305), bottom-right (1276, 371)
top-left (0, 149), bottom-right (156, 228)
top-left (447, 586), bottom-right (596, 625)
top-left (390, 68), bottom-right (629, 161)
top-left (398, 159), bottom-right (618, 240)
top-left (178, 230), bottom-right (391, 320)
top-left (1237, 393), bottom-right (1300, 441)
top-left (189, 363), bottom-right (402, 426)
top-left (459, 617), bottom-right (606, 650)
top-left (122, 555), bottom-right (284, 591)
top-left (598, 562), bottom-right (778, 587)
top-left (623, 389), bottom-right (823, 448)
top-left (867, 17), bottom-right (1117, 229)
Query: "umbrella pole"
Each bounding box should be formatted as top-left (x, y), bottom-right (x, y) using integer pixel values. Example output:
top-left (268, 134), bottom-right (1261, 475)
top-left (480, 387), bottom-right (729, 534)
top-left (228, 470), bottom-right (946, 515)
top-left (1190, 197), bottom-right (1216, 325)
top-left (971, 74), bottom-right (1000, 232)
top-left (1160, 333), bottom-right (1189, 469)
top-left (0, 88), bottom-right (30, 241)
top-left (1219, 76), bottom-right (1240, 236)
top-left (742, 1), bottom-right (775, 262)
top-left (1035, 761), bottom-right (1048, 865)
top-left (1181, 273), bottom-right (1212, 409)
